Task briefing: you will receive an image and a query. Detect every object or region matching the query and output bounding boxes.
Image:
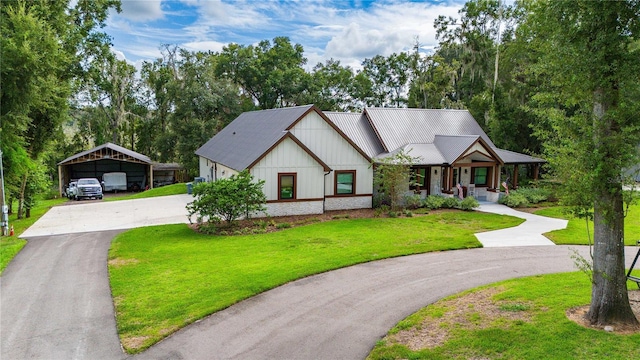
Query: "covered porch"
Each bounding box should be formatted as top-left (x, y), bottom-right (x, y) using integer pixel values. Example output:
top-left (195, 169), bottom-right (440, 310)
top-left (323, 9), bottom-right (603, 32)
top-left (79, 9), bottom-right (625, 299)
top-left (407, 138), bottom-right (545, 202)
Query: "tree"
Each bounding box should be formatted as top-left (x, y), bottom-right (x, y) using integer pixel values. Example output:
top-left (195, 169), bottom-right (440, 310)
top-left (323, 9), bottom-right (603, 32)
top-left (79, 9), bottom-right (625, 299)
top-left (217, 37), bottom-right (308, 109)
top-left (302, 59), bottom-right (357, 111)
top-left (169, 50), bottom-right (246, 176)
top-left (1, 0), bottom-right (119, 217)
top-left (359, 53), bottom-right (413, 107)
top-left (372, 150), bottom-right (421, 211)
top-left (187, 170), bottom-right (266, 226)
top-left (527, 0), bottom-right (640, 327)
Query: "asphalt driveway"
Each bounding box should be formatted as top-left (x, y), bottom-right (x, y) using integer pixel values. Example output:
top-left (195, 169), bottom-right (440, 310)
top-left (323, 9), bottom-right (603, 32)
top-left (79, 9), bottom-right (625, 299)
top-left (2, 199), bottom-right (632, 360)
top-left (3, 234), bottom-right (638, 360)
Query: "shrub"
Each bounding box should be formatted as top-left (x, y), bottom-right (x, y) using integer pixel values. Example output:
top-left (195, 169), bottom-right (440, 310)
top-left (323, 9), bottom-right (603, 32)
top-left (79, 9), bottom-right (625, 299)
top-left (423, 195), bottom-right (446, 210)
top-left (403, 194), bottom-right (423, 209)
top-left (458, 196), bottom-right (480, 211)
top-left (388, 211), bottom-right (398, 218)
top-left (499, 192), bottom-right (530, 208)
top-left (275, 222), bottom-right (291, 229)
top-left (187, 170), bottom-right (266, 225)
top-left (515, 187), bottom-right (550, 204)
top-left (442, 197), bottom-right (461, 209)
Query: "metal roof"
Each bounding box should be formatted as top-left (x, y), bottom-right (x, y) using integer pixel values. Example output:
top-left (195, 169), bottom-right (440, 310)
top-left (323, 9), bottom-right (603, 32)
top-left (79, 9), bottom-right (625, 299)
top-left (494, 149), bottom-right (545, 164)
top-left (195, 105), bottom-right (318, 170)
top-left (433, 135), bottom-right (481, 164)
top-left (363, 108), bottom-right (496, 152)
top-left (324, 111), bottom-right (385, 158)
top-left (58, 142), bottom-right (151, 165)
top-left (376, 143), bottom-right (446, 164)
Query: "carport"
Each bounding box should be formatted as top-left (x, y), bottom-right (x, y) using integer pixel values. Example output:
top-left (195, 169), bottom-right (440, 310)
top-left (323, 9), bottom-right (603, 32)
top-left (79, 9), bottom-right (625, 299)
top-left (57, 143), bottom-right (155, 196)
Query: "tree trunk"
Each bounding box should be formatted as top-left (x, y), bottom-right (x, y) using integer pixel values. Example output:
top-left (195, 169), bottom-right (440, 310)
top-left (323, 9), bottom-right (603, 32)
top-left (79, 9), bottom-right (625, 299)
top-left (587, 89), bottom-right (639, 326)
top-left (588, 187), bottom-right (638, 326)
top-left (17, 173), bottom-right (27, 220)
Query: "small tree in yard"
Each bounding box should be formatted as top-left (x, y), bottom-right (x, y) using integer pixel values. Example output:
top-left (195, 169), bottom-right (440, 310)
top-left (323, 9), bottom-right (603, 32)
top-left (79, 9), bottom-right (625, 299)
top-left (187, 170), bottom-right (266, 227)
top-left (373, 150), bottom-right (421, 211)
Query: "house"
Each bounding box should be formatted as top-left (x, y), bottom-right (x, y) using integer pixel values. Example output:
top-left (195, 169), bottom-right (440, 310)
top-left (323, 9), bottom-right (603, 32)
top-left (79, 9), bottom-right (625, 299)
top-left (195, 105), bottom-right (545, 216)
top-left (195, 105), bottom-right (373, 216)
top-left (326, 108), bottom-right (544, 202)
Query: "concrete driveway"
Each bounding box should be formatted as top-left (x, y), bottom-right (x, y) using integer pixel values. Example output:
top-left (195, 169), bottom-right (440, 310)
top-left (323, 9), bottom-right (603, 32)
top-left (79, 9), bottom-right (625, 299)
top-left (20, 194), bottom-right (194, 238)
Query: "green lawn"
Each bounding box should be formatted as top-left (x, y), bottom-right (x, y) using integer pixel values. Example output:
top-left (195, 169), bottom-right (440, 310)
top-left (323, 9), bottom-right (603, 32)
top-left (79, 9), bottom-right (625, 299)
top-left (535, 204), bottom-right (640, 245)
top-left (368, 272), bottom-right (640, 360)
top-left (108, 211), bottom-right (523, 353)
top-left (0, 197), bottom-right (68, 273)
top-left (104, 183), bottom-right (187, 201)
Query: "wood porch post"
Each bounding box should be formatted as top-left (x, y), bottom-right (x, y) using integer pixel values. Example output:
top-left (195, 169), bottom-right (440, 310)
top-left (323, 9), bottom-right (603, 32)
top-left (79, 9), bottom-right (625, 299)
top-left (58, 165), bottom-right (63, 197)
top-left (533, 164), bottom-right (540, 181)
top-left (513, 165), bottom-right (519, 189)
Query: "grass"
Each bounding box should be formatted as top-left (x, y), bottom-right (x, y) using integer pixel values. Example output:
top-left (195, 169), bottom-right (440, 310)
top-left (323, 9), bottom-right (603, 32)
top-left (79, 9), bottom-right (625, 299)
top-left (368, 272), bottom-right (640, 360)
top-left (0, 197), bottom-right (68, 273)
top-left (108, 211), bottom-right (523, 353)
top-left (104, 183), bottom-right (187, 201)
top-left (535, 204), bottom-right (640, 245)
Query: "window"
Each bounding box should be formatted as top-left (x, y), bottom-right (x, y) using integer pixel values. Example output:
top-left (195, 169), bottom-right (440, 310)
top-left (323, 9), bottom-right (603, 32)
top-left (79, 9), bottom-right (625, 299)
top-left (335, 170), bottom-right (355, 195)
top-left (473, 167), bottom-right (488, 186)
top-left (279, 173), bottom-right (296, 200)
top-left (411, 168), bottom-right (427, 189)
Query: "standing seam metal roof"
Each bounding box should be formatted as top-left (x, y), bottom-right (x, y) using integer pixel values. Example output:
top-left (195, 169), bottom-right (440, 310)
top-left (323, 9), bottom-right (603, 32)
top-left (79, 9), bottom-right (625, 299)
top-left (364, 108), bottom-right (496, 152)
top-left (324, 112), bottom-right (385, 158)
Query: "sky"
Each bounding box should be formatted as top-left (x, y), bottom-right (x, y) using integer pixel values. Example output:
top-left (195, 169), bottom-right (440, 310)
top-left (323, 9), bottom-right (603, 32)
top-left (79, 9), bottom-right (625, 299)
top-left (104, 0), bottom-right (466, 70)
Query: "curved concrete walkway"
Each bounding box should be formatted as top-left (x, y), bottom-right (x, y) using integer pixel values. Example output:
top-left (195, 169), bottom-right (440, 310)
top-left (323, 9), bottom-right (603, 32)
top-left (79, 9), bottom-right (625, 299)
top-left (475, 203), bottom-right (568, 247)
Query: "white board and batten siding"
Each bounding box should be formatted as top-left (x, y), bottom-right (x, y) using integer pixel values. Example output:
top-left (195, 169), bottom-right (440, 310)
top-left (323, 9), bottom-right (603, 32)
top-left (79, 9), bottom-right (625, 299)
top-left (289, 111), bottom-right (373, 211)
top-left (251, 137), bottom-right (326, 216)
top-left (198, 157), bottom-right (239, 181)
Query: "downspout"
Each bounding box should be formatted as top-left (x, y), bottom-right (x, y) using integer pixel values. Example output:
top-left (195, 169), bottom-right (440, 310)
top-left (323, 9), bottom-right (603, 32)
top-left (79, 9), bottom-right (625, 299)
top-left (323, 170), bottom-right (332, 213)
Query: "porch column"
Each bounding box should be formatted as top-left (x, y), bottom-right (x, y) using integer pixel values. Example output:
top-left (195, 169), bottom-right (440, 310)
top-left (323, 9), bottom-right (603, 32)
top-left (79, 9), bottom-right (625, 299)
top-left (513, 165), bottom-right (519, 189)
top-left (149, 164), bottom-right (154, 189)
top-left (533, 164), bottom-right (540, 181)
top-left (58, 165), bottom-right (63, 197)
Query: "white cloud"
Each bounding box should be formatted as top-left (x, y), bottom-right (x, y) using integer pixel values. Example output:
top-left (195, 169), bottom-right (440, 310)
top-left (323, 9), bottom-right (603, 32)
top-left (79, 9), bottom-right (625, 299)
top-left (187, 0), bottom-right (271, 28)
top-left (182, 40), bottom-right (227, 53)
top-left (104, 0), bottom-right (466, 71)
top-left (322, 2), bottom-right (461, 64)
top-left (119, 0), bottom-right (164, 22)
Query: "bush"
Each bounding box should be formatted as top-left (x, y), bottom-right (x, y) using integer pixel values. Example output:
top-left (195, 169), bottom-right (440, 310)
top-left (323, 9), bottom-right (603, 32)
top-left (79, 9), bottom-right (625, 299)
top-left (187, 170), bottom-right (266, 225)
top-left (458, 196), bottom-right (479, 211)
top-left (423, 195), bottom-right (446, 210)
top-left (499, 192), bottom-right (530, 208)
top-left (515, 187), bottom-right (550, 204)
top-left (442, 197), bottom-right (461, 209)
top-left (403, 194), bottom-right (423, 209)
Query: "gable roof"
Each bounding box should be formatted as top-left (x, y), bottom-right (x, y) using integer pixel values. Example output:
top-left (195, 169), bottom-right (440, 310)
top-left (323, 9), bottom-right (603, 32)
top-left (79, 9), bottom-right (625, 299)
top-left (58, 142), bottom-right (151, 165)
top-left (196, 105), bottom-right (345, 171)
top-left (324, 112), bottom-right (385, 158)
top-left (363, 108), bottom-right (496, 152)
top-left (376, 135), bottom-right (505, 166)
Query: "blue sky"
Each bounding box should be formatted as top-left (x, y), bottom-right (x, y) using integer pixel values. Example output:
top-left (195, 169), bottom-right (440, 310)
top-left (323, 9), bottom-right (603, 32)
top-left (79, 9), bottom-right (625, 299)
top-left (105, 0), bottom-right (466, 70)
